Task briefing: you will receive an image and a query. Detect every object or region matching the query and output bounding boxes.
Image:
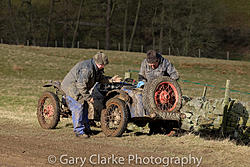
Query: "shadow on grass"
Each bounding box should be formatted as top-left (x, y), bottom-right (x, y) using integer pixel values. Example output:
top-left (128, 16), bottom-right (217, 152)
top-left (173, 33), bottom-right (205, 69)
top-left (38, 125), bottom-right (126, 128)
top-left (65, 123), bottom-right (73, 128)
top-left (136, 118), bottom-right (250, 146)
top-left (197, 128), bottom-right (250, 146)
top-left (90, 129), bottom-right (102, 135)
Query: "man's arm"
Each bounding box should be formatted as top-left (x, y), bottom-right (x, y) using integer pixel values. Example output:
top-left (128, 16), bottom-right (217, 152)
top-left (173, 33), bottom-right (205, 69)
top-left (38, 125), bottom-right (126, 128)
top-left (97, 70), bottom-right (114, 84)
top-left (99, 75), bottom-right (111, 84)
top-left (165, 61), bottom-right (179, 80)
top-left (75, 69), bottom-right (92, 101)
top-left (138, 60), bottom-right (147, 82)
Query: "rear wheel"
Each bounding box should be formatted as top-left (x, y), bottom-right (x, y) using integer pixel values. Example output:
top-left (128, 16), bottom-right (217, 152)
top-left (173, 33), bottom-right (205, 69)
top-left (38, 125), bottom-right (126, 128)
top-left (37, 91), bottom-right (60, 129)
top-left (101, 98), bottom-right (128, 137)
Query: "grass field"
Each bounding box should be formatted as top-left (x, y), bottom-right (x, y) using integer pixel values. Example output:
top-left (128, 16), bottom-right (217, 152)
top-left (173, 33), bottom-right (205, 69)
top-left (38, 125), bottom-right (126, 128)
top-left (0, 44), bottom-right (249, 167)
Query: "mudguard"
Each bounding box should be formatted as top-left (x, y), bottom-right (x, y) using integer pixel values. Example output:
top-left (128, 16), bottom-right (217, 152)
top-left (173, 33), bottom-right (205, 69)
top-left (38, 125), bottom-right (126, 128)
top-left (43, 81), bottom-right (65, 95)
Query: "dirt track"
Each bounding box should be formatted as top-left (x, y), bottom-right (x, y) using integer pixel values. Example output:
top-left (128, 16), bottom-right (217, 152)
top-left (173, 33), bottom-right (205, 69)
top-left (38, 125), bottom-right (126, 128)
top-left (1, 119), bottom-right (250, 167)
top-left (0, 120), bottom-right (169, 167)
top-left (0, 123), bottom-right (150, 167)
top-left (0, 123), bottom-right (184, 167)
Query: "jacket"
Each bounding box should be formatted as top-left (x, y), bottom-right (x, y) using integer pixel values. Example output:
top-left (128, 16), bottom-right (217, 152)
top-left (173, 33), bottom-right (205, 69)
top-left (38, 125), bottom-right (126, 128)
top-left (138, 55), bottom-right (179, 82)
top-left (61, 58), bottom-right (109, 102)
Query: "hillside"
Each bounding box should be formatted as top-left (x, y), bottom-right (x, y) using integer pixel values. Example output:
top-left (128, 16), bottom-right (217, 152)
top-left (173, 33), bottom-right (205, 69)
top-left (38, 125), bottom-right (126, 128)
top-left (0, 44), bottom-right (249, 166)
top-left (1, 44), bottom-right (249, 101)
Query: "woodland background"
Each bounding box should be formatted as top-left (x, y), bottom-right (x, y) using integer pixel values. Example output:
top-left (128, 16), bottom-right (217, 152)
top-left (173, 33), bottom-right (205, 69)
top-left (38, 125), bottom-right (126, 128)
top-left (0, 0), bottom-right (250, 60)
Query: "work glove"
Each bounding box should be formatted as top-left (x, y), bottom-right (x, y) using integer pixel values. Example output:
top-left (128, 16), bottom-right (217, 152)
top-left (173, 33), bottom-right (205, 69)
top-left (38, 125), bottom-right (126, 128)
top-left (136, 81), bottom-right (145, 88)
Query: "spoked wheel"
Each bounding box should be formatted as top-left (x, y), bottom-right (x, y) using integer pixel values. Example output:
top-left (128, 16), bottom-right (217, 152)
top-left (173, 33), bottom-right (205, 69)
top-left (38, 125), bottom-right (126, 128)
top-left (144, 76), bottom-right (182, 120)
top-left (101, 98), bottom-right (128, 137)
top-left (37, 91), bottom-right (60, 129)
top-left (154, 81), bottom-right (179, 112)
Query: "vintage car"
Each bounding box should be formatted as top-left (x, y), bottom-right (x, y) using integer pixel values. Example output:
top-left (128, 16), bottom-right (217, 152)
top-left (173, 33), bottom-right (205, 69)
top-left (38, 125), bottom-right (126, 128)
top-left (37, 76), bottom-right (182, 137)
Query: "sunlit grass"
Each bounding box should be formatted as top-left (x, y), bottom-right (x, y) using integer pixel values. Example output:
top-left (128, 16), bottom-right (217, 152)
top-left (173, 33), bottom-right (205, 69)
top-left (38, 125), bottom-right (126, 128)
top-left (0, 44), bottom-right (249, 124)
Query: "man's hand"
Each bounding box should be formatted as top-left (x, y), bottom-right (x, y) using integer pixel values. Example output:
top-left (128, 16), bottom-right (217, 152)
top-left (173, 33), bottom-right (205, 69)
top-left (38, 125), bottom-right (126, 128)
top-left (89, 97), bottom-right (94, 104)
top-left (109, 75), bottom-right (122, 83)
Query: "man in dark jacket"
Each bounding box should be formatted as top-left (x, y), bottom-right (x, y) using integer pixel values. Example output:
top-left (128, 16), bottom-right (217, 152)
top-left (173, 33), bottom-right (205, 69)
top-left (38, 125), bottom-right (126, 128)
top-left (61, 52), bottom-right (120, 138)
top-left (138, 50), bottom-right (179, 83)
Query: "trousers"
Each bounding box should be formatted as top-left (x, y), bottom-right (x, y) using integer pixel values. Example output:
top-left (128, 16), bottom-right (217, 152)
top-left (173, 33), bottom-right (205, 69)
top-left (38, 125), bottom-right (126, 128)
top-left (66, 95), bottom-right (89, 135)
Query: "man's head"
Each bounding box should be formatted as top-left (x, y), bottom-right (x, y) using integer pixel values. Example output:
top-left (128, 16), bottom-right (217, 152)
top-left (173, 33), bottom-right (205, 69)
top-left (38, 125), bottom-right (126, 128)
top-left (93, 52), bottom-right (109, 69)
top-left (146, 50), bottom-right (160, 69)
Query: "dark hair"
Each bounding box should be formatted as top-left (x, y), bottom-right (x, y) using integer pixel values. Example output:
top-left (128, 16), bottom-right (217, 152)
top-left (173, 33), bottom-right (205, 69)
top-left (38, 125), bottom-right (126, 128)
top-left (146, 50), bottom-right (160, 63)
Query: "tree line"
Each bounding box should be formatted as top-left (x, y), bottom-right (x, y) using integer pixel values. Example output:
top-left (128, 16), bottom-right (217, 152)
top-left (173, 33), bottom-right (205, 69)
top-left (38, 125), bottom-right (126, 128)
top-left (0, 0), bottom-right (249, 59)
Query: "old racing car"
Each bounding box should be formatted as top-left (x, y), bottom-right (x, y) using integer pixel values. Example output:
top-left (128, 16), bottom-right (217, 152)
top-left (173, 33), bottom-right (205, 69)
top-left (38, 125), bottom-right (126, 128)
top-left (37, 76), bottom-right (182, 137)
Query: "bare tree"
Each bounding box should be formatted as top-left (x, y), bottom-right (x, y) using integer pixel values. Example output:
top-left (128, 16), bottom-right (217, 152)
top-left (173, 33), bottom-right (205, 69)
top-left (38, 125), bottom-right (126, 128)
top-left (159, 2), bottom-right (165, 53)
top-left (105, 0), bottom-right (111, 50)
top-left (123, 0), bottom-right (128, 51)
top-left (128, 0), bottom-right (141, 52)
top-left (166, 0), bottom-right (175, 52)
top-left (62, 0), bottom-right (68, 47)
top-left (105, 0), bottom-right (117, 50)
top-left (62, 0), bottom-right (73, 47)
top-left (183, 0), bottom-right (194, 56)
top-left (7, 0), bottom-right (19, 44)
top-left (151, 7), bottom-right (157, 50)
top-left (46, 0), bottom-right (55, 46)
top-left (72, 0), bottom-right (84, 48)
top-left (21, 0), bottom-right (36, 45)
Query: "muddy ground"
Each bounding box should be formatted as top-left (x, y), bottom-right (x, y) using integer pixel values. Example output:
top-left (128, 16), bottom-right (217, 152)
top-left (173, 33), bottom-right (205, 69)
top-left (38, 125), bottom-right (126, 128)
top-left (1, 116), bottom-right (250, 167)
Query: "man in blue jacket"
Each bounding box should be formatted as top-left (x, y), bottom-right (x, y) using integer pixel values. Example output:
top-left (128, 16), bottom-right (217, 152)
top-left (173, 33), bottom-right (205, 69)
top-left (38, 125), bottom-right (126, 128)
top-left (61, 52), bottom-right (120, 138)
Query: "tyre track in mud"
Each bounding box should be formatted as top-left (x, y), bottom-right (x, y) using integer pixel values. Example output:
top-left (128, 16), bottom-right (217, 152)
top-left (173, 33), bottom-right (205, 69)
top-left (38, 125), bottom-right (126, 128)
top-left (0, 124), bottom-right (169, 167)
top-left (0, 119), bottom-right (249, 167)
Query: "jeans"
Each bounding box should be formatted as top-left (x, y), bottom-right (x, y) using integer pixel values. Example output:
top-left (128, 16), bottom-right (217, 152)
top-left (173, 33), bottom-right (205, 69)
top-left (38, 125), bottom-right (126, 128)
top-left (66, 96), bottom-right (89, 135)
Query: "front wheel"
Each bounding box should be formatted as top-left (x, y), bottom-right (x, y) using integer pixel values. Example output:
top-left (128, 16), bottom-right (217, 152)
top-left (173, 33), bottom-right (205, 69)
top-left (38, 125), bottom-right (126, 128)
top-left (101, 98), bottom-right (128, 137)
top-left (37, 91), bottom-right (60, 129)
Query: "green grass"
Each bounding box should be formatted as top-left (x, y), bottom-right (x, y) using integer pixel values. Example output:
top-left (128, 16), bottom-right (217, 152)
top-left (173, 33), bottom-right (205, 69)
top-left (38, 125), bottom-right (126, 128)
top-left (0, 44), bottom-right (249, 124)
top-left (1, 44), bottom-right (249, 98)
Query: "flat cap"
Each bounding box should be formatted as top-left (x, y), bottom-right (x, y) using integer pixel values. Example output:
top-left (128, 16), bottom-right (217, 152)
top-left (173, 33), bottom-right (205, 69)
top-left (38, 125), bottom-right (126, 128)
top-left (93, 52), bottom-right (109, 65)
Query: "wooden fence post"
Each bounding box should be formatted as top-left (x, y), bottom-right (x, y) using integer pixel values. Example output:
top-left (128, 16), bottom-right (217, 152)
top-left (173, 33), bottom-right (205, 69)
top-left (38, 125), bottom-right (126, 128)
top-left (1, 38), bottom-right (3, 44)
top-left (141, 45), bottom-right (143, 53)
top-left (227, 51), bottom-right (229, 60)
top-left (118, 43), bottom-right (120, 51)
top-left (202, 85), bottom-right (207, 100)
top-left (97, 41), bottom-right (100, 50)
top-left (27, 40), bottom-right (29, 46)
top-left (224, 80), bottom-right (230, 106)
top-left (77, 41), bottom-right (80, 48)
top-left (168, 47), bottom-right (171, 56)
top-left (221, 79), bottom-right (230, 136)
top-left (55, 40), bottom-right (57, 47)
top-left (177, 48), bottom-right (180, 56)
top-left (124, 71), bottom-right (131, 79)
top-left (199, 49), bottom-right (201, 58)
